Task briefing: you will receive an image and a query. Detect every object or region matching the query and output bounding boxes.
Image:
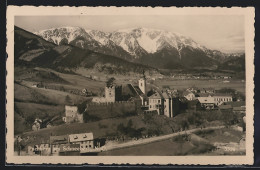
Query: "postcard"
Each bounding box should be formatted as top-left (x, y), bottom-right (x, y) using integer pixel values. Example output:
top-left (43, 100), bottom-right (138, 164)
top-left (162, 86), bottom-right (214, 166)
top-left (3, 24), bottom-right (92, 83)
top-left (6, 6), bottom-right (255, 165)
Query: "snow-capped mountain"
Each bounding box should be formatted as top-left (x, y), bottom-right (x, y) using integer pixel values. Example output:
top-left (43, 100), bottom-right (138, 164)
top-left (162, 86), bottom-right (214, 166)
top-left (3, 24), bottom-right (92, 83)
top-left (35, 26), bottom-right (243, 69)
top-left (35, 27), bottom-right (205, 57)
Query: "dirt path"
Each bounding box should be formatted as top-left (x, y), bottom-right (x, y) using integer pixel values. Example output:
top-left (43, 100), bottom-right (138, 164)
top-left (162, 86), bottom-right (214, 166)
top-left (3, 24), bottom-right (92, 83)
top-left (102, 126), bottom-right (225, 152)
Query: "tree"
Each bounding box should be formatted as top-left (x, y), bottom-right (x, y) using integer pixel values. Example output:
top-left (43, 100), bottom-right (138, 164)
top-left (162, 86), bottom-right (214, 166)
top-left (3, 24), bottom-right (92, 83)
top-left (106, 77), bottom-right (115, 87)
top-left (65, 95), bottom-right (73, 105)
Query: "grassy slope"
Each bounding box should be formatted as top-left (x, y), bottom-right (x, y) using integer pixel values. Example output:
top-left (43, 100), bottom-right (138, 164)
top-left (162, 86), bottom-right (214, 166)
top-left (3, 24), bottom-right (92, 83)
top-left (20, 116), bottom-right (145, 146)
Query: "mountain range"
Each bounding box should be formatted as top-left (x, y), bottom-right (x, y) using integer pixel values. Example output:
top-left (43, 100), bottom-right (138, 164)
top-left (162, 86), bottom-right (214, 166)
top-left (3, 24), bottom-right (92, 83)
top-left (14, 25), bottom-right (245, 75)
top-left (34, 26), bottom-right (244, 69)
top-left (14, 26), bottom-right (157, 75)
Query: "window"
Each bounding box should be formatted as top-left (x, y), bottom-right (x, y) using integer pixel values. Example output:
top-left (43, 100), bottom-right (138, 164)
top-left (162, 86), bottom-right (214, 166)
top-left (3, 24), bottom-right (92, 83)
top-left (141, 83), bottom-right (142, 86)
top-left (150, 105), bottom-right (152, 108)
top-left (158, 100), bottom-right (160, 103)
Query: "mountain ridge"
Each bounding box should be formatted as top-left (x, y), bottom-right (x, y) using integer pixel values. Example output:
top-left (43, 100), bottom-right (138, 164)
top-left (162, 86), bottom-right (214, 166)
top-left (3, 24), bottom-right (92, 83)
top-left (34, 26), bottom-right (244, 69)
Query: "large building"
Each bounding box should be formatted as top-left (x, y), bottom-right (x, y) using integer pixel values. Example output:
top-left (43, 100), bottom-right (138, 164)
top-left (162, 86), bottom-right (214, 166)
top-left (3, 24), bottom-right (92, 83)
top-left (148, 90), bottom-right (180, 117)
top-left (197, 93), bottom-right (233, 109)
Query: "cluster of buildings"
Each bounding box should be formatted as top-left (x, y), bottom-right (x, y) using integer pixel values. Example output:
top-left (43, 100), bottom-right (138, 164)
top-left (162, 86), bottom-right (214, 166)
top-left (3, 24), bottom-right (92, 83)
top-left (26, 132), bottom-right (106, 156)
top-left (62, 73), bottom-right (245, 124)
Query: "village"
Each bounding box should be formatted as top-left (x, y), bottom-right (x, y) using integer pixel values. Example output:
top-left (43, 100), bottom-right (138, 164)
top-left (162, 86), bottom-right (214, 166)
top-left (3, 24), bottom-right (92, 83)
top-left (14, 71), bottom-right (246, 156)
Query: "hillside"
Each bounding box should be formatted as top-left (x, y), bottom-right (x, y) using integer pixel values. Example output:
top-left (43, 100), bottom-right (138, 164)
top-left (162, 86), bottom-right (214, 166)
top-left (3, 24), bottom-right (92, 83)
top-left (15, 26), bottom-right (158, 75)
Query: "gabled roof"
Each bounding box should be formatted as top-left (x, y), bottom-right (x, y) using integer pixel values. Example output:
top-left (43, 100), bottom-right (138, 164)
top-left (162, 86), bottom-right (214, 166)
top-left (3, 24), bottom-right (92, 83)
top-left (197, 97), bottom-right (215, 104)
top-left (69, 132), bottom-right (94, 143)
top-left (50, 135), bottom-right (69, 144)
top-left (134, 86), bottom-right (144, 95)
top-left (148, 91), bottom-right (162, 99)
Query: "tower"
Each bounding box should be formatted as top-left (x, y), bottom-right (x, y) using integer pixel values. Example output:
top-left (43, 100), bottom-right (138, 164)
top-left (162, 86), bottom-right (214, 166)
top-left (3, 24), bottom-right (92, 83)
top-left (138, 70), bottom-right (146, 94)
top-left (105, 86), bottom-right (115, 102)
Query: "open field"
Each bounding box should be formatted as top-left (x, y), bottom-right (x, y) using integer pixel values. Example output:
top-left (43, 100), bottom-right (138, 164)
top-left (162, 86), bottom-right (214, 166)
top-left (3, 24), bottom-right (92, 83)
top-left (99, 139), bottom-right (198, 156)
top-left (154, 79), bottom-right (245, 94)
top-left (99, 128), bottom-right (245, 156)
top-left (195, 128), bottom-right (244, 143)
top-left (34, 67), bottom-right (105, 92)
top-left (15, 102), bottom-right (64, 119)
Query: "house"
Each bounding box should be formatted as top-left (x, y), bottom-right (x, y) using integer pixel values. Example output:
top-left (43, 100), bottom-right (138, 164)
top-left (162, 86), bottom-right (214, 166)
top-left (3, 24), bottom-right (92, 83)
top-left (212, 93), bottom-right (233, 105)
top-left (32, 118), bottom-right (42, 131)
top-left (197, 96), bottom-right (215, 109)
top-left (32, 83), bottom-right (39, 88)
top-left (183, 91), bottom-right (196, 101)
top-left (68, 132), bottom-right (95, 152)
top-left (148, 91), bottom-right (163, 114)
top-left (148, 90), bottom-right (180, 117)
top-left (197, 93), bottom-right (233, 106)
top-left (62, 105), bottom-right (83, 124)
top-left (222, 101), bottom-right (245, 114)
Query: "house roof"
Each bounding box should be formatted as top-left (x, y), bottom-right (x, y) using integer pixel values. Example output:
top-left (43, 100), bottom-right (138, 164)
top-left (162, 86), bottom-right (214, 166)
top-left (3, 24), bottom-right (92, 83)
top-left (133, 86), bottom-right (147, 98)
top-left (197, 97), bottom-right (215, 104)
top-left (197, 93), bottom-right (232, 97)
top-left (149, 91), bottom-right (162, 99)
top-left (69, 132), bottom-right (94, 143)
top-left (50, 135), bottom-right (69, 144)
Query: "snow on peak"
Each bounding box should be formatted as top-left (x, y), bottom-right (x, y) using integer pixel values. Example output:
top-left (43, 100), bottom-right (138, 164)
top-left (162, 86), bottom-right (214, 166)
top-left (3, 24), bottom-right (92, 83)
top-left (36, 26), bottom-right (207, 55)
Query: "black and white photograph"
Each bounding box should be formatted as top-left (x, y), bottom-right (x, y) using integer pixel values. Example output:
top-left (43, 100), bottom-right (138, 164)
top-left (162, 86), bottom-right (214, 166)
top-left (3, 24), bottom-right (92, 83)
top-left (6, 6), bottom-right (254, 165)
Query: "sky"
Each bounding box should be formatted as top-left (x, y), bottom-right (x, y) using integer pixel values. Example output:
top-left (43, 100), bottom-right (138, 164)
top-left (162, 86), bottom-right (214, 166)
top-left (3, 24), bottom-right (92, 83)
top-left (15, 15), bottom-right (245, 53)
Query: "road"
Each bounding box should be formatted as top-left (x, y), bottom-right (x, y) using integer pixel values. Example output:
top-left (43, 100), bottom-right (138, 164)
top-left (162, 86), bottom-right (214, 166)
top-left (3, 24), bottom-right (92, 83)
top-left (102, 125), bottom-right (225, 152)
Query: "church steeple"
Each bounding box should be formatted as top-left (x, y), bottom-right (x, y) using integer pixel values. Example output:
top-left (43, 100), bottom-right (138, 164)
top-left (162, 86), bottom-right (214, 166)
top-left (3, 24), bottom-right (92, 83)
top-left (139, 70), bottom-right (146, 94)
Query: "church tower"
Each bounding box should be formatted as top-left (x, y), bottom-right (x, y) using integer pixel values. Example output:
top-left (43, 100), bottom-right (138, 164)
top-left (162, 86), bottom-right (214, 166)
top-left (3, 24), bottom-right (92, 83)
top-left (138, 70), bottom-right (146, 94)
